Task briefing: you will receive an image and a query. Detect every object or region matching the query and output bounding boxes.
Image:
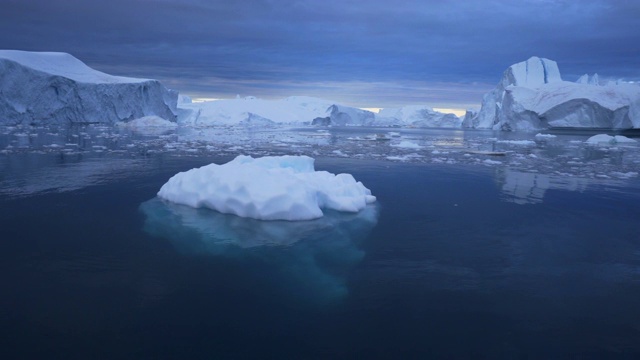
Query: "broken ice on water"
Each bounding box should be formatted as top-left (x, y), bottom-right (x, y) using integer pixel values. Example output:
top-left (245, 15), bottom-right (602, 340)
top-left (1, 122), bottom-right (639, 204)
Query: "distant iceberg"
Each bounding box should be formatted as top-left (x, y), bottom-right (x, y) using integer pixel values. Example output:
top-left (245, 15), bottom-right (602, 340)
top-left (0, 50), bottom-right (178, 125)
top-left (178, 96), bottom-right (376, 127)
top-left (157, 155), bottom-right (376, 221)
top-left (466, 56), bottom-right (640, 131)
top-left (177, 95), bottom-right (463, 128)
top-left (377, 105), bottom-right (462, 128)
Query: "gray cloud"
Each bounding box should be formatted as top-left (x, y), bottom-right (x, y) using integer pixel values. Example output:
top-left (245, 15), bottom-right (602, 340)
top-left (0, 0), bottom-right (638, 108)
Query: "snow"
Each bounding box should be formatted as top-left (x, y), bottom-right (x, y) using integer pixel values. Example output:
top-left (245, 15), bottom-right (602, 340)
top-left (467, 56), bottom-right (640, 131)
top-left (0, 50), bottom-right (146, 84)
top-left (157, 155), bottom-right (376, 221)
top-left (0, 50), bottom-right (178, 125)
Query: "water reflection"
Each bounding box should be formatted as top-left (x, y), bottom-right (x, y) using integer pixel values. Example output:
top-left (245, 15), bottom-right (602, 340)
top-left (139, 198), bottom-right (379, 302)
top-left (495, 167), bottom-right (639, 204)
top-left (497, 168), bottom-right (590, 204)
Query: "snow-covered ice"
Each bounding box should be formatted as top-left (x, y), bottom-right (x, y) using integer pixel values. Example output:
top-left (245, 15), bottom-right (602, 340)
top-left (377, 106), bottom-right (462, 128)
top-left (157, 155), bottom-right (376, 221)
top-left (177, 96), bottom-right (463, 128)
top-left (467, 56), bottom-right (640, 131)
top-left (0, 50), bottom-right (178, 125)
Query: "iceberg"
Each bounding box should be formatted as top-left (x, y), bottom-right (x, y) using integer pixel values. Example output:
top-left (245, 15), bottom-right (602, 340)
top-left (467, 56), bottom-right (640, 131)
top-left (178, 96), bottom-right (375, 127)
top-left (585, 134), bottom-right (637, 145)
top-left (157, 155), bottom-right (376, 221)
top-left (325, 104), bottom-right (375, 126)
top-left (140, 197), bottom-right (378, 302)
top-left (0, 50), bottom-right (178, 125)
top-left (177, 96), bottom-right (461, 128)
top-left (377, 105), bottom-right (462, 128)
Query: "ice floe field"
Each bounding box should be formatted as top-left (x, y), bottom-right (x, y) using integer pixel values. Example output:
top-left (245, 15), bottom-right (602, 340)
top-left (1, 122), bottom-right (640, 357)
top-left (2, 123), bottom-right (640, 184)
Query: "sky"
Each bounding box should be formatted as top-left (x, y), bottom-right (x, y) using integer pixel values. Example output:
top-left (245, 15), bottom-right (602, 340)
top-left (0, 0), bottom-right (638, 110)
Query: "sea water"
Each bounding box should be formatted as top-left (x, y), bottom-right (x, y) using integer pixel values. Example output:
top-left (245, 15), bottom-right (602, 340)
top-left (1, 124), bottom-right (639, 358)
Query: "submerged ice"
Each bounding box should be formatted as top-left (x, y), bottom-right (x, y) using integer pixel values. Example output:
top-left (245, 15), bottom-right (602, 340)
top-left (140, 197), bottom-right (378, 302)
top-left (157, 155), bottom-right (376, 221)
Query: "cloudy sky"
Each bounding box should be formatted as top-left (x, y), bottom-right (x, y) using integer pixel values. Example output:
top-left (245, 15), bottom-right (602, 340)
top-left (1, 0), bottom-right (638, 110)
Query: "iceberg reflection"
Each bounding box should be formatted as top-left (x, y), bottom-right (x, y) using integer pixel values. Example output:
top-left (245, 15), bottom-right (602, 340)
top-left (139, 198), bottom-right (379, 302)
top-left (497, 168), bottom-right (589, 204)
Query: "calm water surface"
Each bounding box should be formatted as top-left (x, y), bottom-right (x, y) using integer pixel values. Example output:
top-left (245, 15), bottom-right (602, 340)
top-left (1, 125), bottom-right (640, 359)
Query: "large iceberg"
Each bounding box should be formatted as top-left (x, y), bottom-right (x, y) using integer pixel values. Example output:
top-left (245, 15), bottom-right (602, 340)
top-left (467, 56), bottom-right (640, 131)
top-left (177, 96), bottom-right (461, 128)
top-left (157, 155), bottom-right (376, 221)
top-left (0, 50), bottom-right (178, 125)
top-left (378, 105), bottom-right (462, 128)
top-left (178, 96), bottom-right (375, 127)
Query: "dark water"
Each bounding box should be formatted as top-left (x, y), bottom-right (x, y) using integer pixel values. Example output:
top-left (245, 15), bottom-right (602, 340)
top-left (1, 129), bottom-right (640, 358)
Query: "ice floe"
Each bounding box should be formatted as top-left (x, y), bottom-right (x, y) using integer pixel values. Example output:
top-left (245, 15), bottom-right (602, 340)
top-left (157, 155), bottom-right (376, 221)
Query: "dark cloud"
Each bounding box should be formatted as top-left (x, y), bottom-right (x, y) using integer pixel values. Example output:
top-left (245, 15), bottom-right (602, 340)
top-left (0, 0), bottom-right (639, 108)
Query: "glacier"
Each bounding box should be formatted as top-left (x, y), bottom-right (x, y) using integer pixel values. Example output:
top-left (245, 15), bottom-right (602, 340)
top-left (157, 155), bottom-right (376, 221)
top-left (0, 50), bottom-right (178, 125)
top-left (466, 56), bottom-right (640, 131)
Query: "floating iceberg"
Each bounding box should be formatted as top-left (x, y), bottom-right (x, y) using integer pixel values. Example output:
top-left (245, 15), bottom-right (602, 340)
top-left (378, 105), bottom-right (462, 128)
top-left (585, 134), bottom-right (637, 145)
top-left (0, 50), bottom-right (178, 125)
top-left (178, 96), bottom-right (375, 127)
top-left (140, 197), bottom-right (378, 302)
top-left (177, 96), bottom-right (463, 128)
top-left (467, 56), bottom-right (640, 131)
top-left (157, 155), bottom-right (376, 221)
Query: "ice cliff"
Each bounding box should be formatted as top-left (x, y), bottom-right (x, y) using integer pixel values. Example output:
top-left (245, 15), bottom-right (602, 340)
top-left (0, 50), bottom-right (178, 125)
top-left (466, 56), bottom-right (640, 131)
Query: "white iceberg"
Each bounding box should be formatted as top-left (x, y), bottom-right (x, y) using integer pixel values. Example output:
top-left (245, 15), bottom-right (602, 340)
top-left (585, 134), bottom-right (637, 145)
top-left (157, 155), bottom-right (376, 221)
top-left (378, 105), bottom-right (462, 128)
top-left (178, 96), bottom-right (375, 127)
top-left (0, 50), bottom-right (178, 125)
top-left (467, 56), bottom-right (640, 131)
top-left (139, 197), bottom-right (378, 302)
top-left (177, 96), bottom-right (463, 128)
